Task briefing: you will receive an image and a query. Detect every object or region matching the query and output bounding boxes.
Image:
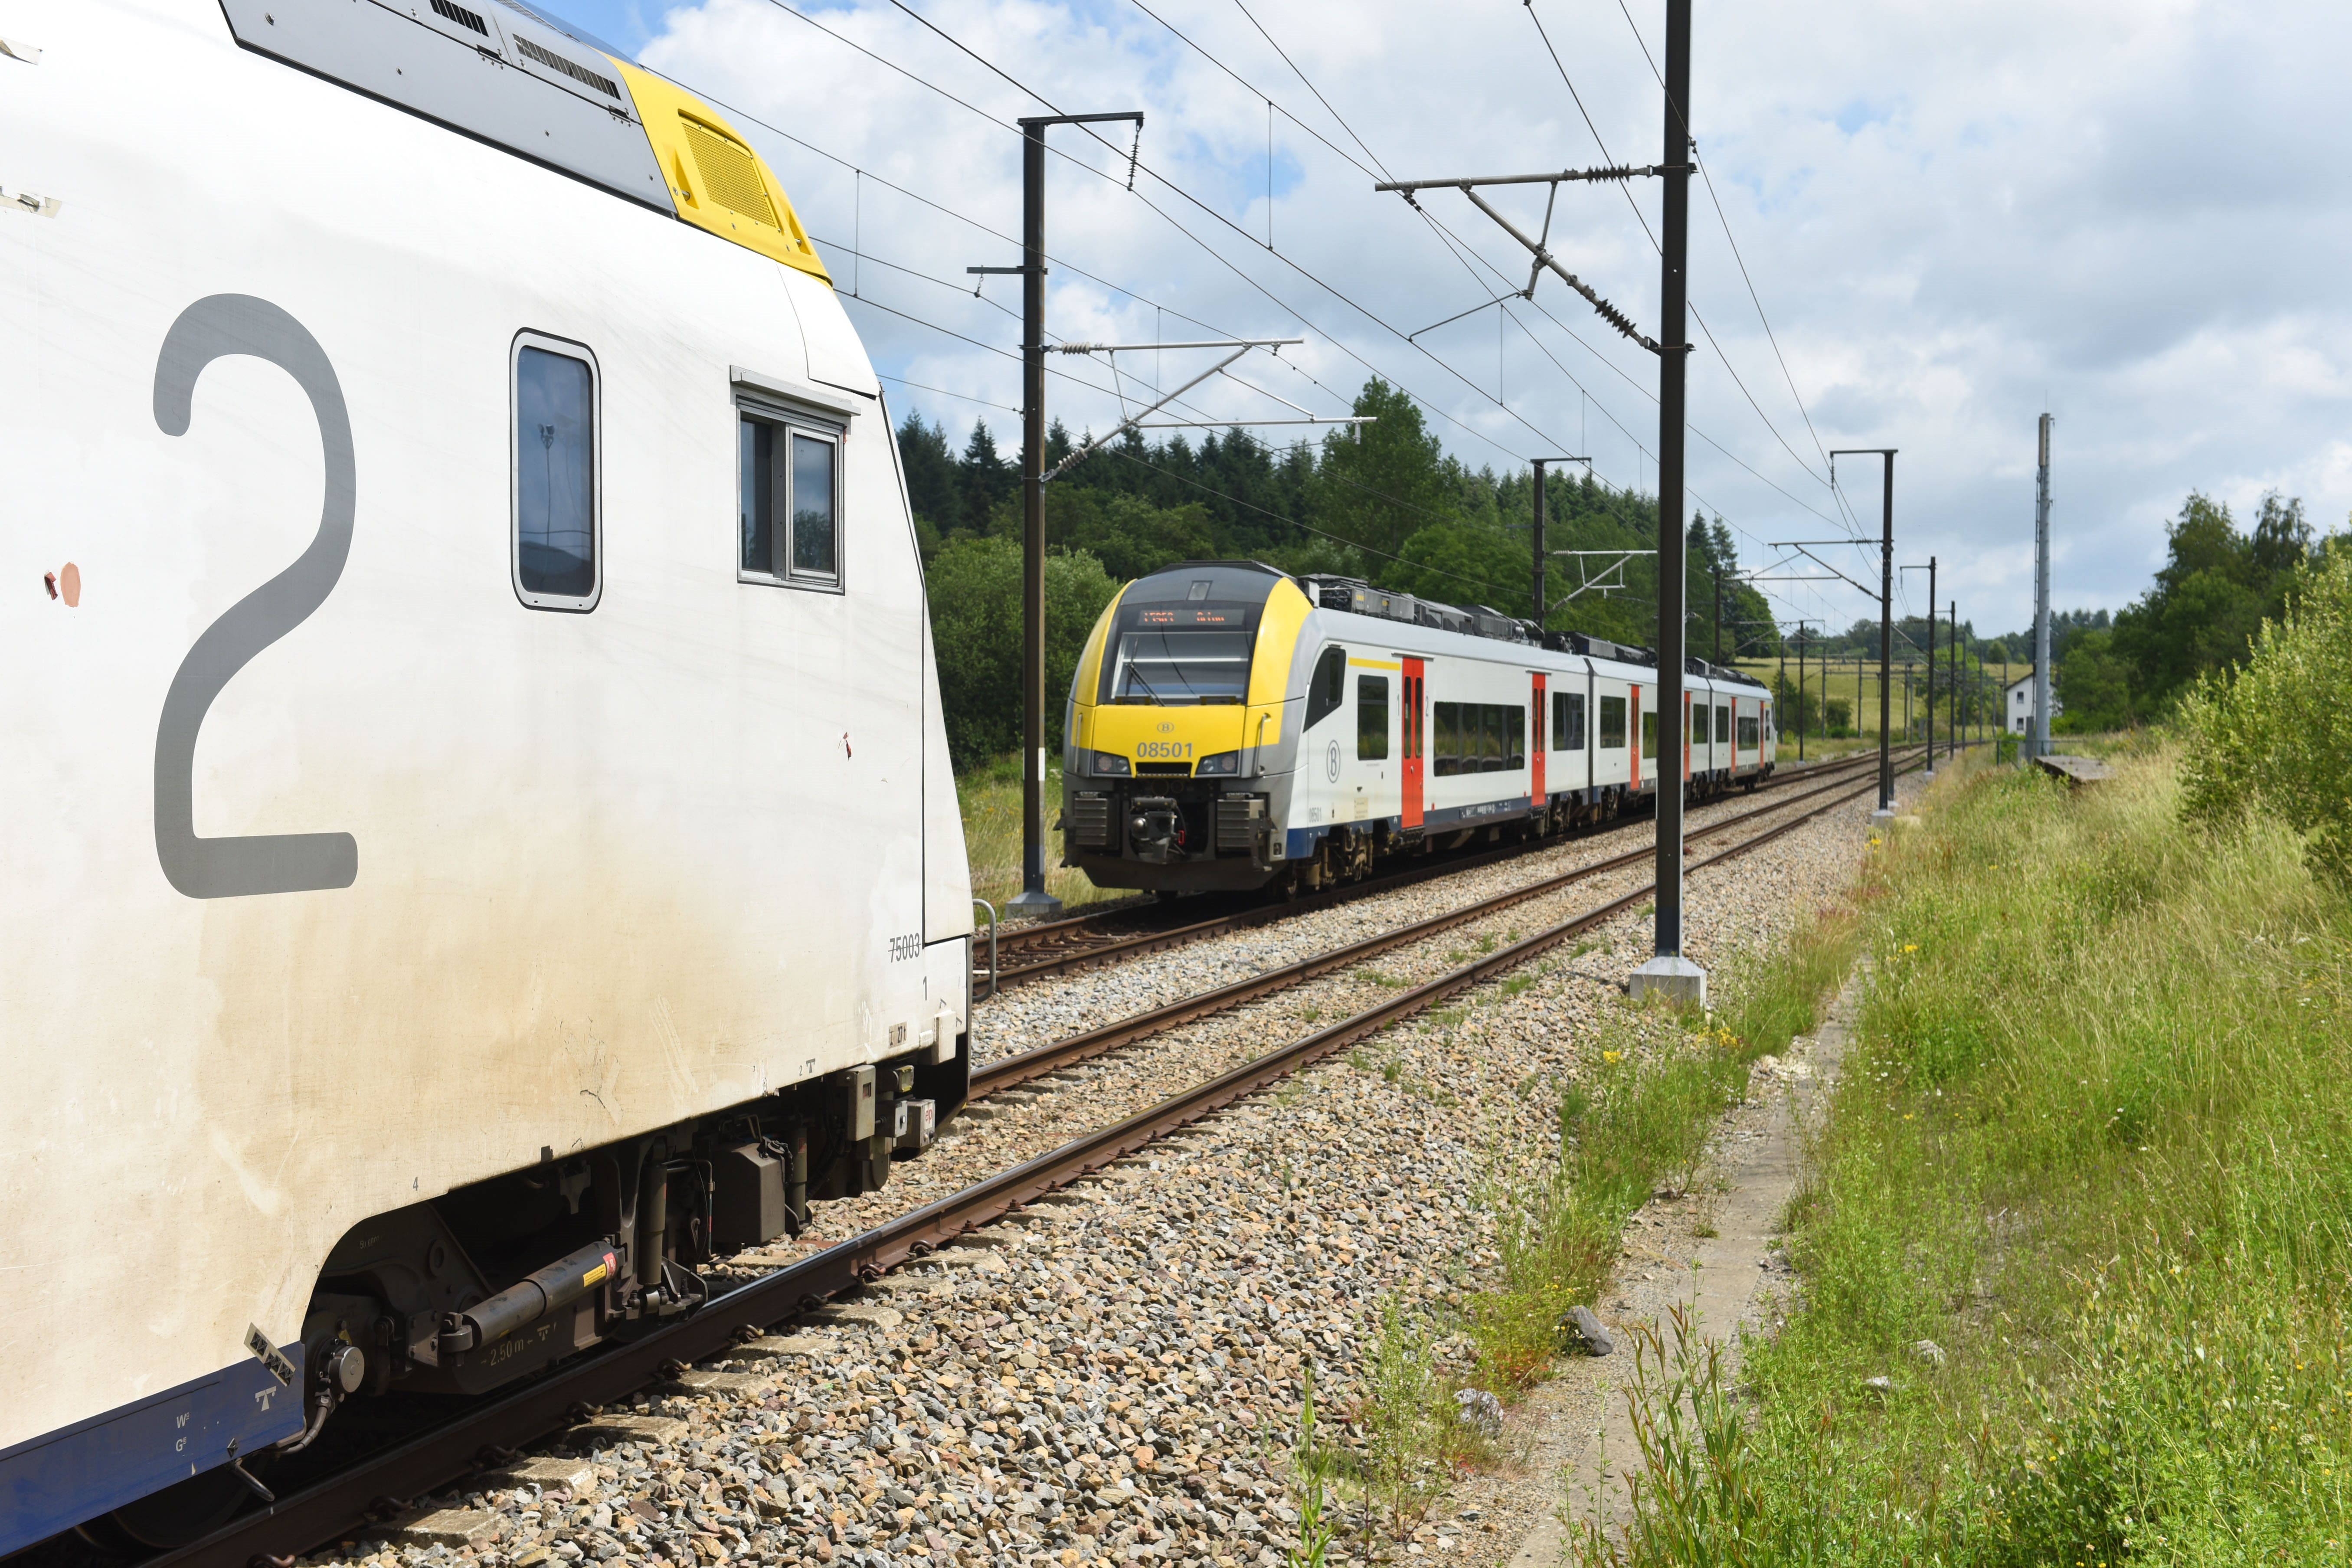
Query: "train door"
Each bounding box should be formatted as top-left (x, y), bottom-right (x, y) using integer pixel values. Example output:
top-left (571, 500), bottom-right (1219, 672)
top-left (1630, 683), bottom-right (1643, 792)
top-left (1402, 657), bottom-right (1425, 830)
top-left (1530, 671), bottom-right (1546, 812)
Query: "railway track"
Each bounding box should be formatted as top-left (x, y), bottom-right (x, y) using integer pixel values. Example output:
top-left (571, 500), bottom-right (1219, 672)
top-left (978, 746), bottom-right (1920, 992)
top-left (966, 748), bottom-right (1921, 1098)
top-left (145, 751), bottom-right (1926, 1568)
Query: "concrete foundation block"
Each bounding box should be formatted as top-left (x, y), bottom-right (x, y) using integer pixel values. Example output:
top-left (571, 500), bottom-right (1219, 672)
top-left (1628, 955), bottom-right (1708, 1008)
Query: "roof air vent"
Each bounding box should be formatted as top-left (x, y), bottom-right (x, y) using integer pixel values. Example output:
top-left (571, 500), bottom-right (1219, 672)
top-left (681, 115), bottom-right (779, 227)
top-left (516, 35), bottom-right (622, 100)
top-left (430, 0), bottom-right (489, 36)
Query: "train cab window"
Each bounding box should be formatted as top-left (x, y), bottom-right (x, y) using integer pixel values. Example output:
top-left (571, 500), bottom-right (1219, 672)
top-left (512, 336), bottom-right (600, 611)
top-left (1717, 703), bottom-right (1731, 742)
top-left (1553, 691), bottom-right (1586, 750)
top-left (1599, 694), bottom-right (1627, 750)
top-left (740, 402), bottom-right (844, 589)
top-left (1357, 675), bottom-right (1390, 760)
top-left (1304, 647), bottom-right (1348, 729)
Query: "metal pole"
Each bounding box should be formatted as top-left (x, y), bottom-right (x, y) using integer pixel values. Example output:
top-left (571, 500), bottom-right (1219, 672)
top-left (1012, 120), bottom-right (1057, 917)
top-left (1532, 458), bottom-right (1547, 630)
top-left (1797, 630), bottom-right (1805, 760)
top-left (1632, 0), bottom-right (1701, 1005)
top-left (1712, 565), bottom-right (1722, 665)
top-left (1949, 600), bottom-right (1959, 763)
top-left (1878, 459), bottom-right (1894, 811)
top-left (2032, 414), bottom-right (2053, 760)
top-left (1004, 111), bottom-right (1140, 916)
top-left (1923, 556), bottom-right (1936, 776)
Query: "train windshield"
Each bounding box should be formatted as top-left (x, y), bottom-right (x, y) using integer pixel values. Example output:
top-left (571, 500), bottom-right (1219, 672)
top-left (1106, 629), bottom-right (1254, 704)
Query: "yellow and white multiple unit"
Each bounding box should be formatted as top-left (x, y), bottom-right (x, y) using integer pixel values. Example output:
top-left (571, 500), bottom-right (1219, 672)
top-left (0, 0), bottom-right (970, 1548)
top-left (1063, 562), bottom-right (1775, 894)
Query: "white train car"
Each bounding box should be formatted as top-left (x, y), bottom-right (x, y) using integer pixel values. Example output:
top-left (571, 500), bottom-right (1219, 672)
top-left (1062, 563), bottom-right (1772, 894)
top-left (0, 0), bottom-right (971, 1549)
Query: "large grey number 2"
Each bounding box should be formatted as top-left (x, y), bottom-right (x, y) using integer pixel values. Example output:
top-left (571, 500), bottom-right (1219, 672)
top-left (151, 295), bottom-right (358, 898)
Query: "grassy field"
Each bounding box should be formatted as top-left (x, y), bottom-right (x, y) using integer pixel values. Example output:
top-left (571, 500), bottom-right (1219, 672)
top-left (1593, 746), bottom-right (2352, 1565)
top-left (959, 755), bottom-right (1125, 917)
top-left (1732, 657), bottom-right (2018, 746)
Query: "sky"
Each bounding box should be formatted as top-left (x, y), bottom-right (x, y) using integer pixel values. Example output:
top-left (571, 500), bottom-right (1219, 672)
top-left (536, 0), bottom-right (2352, 638)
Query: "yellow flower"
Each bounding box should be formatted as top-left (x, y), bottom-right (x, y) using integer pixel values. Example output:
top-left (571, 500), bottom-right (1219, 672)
top-left (1602, 1050), bottom-right (1624, 1065)
top-left (1901, 943), bottom-right (1920, 953)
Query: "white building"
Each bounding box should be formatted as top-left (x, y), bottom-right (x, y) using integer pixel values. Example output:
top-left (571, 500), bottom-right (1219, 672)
top-left (2005, 669), bottom-right (2059, 734)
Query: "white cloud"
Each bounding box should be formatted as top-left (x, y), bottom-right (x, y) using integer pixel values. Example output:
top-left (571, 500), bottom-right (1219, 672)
top-left (550, 0), bottom-right (2352, 632)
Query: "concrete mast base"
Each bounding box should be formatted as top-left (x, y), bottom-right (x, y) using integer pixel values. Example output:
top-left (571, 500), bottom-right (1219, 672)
top-left (1629, 954), bottom-right (1708, 1008)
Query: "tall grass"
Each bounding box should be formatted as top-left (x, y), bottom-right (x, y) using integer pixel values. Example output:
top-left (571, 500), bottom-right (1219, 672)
top-left (958, 754), bottom-right (1119, 915)
top-left (1463, 912), bottom-right (1861, 1394)
top-left (1588, 750), bottom-right (2352, 1565)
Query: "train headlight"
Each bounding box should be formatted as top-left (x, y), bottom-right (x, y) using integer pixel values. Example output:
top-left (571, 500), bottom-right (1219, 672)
top-left (1196, 750), bottom-right (1240, 776)
top-left (1092, 751), bottom-right (1132, 777)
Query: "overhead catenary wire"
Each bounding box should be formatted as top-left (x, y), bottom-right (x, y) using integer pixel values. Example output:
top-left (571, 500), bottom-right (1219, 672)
top-left (722, 0), bottom-right (1805, 627)
top-left (1124, 0), bottom-right (1847, 562)
top-left (751, 0), bottom-right (1788, 551)
top-left (1518, 0), bottom-right (1850, 527)
top-left (1607, 0), bottom-right (1840, 484)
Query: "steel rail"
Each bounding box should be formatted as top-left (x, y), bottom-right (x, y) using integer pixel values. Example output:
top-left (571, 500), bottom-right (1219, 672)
top-left (988, 747), bottom-right (1911, 987)
top-left (147, 757), bottom-right (1917, 1568)
top-left (969, 749), bottom-right (1917, 1099)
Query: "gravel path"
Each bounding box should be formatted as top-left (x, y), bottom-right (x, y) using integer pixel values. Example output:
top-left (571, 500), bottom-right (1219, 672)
top-left (305, 771), bottom-right (1904, 1568)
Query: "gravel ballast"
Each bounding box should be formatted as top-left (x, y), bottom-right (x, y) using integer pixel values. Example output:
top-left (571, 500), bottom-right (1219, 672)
top-left (298, 774), bottom-right (1906, 1568)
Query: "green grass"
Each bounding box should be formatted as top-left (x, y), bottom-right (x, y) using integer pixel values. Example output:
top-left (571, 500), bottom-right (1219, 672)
top-left (1590, 748), bottom-right (2352, 1566)
top-left (958, 753), bottom-right (1121, 915)
top-left (1459, 910), bottom-right (1860, 1395)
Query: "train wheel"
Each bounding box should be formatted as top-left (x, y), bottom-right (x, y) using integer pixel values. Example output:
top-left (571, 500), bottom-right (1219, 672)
top-left (82, 1457), bottom-right (275, 1549)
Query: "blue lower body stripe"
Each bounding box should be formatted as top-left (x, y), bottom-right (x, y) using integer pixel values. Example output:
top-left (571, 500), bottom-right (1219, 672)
top-left (0, 1344), bottom-right (306, 1553)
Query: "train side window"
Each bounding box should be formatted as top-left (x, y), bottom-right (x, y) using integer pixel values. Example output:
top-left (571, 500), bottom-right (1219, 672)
top-left (1692, 703), bottom-right (1708, 745)
top-left (1304, 646), bottom-right (1348, 729)
top-left (512, 335), bottom-right (600, 611)
top-left (1555, 691), bottom-right (1587, 750)
top-left (1641, 710), bottom-right (1658, 759)
top-left (1433, 701), bottom-right (1460, 776)
top-left (1717, 703), bottom-right (1731, 742)
top-left (1598, 694), bottom-right (1627, 750)
top-left (1357, 675), bottom-right (1390, 760)
top-left (1738, 714), bottom-right (1760, 749)
top-left (738, 399), bottom-right (845, 590)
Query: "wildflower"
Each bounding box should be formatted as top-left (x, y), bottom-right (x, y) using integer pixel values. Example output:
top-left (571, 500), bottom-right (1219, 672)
top-left (1602, 1050), bottom-right (1623, 1065)
top-left (1901, 943), bottom-right (1920, 953)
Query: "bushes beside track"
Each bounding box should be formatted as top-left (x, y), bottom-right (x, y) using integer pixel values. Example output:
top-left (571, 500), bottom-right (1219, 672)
top-left (1591, 745), bottom-right (2352, 1566)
